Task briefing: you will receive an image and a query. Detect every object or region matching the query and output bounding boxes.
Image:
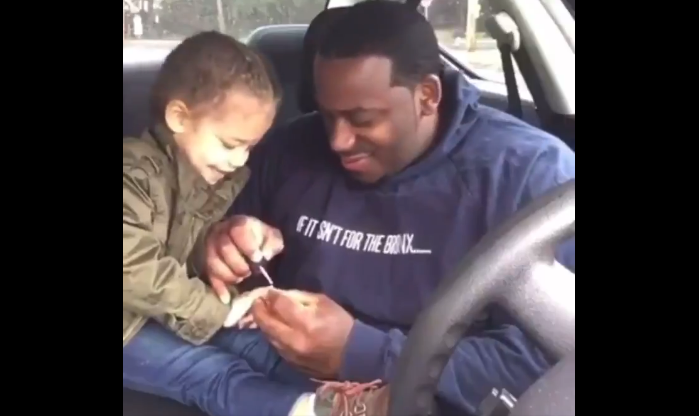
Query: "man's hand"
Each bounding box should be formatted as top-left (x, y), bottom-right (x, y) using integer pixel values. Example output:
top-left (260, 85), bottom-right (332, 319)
top-left (205, 215), bottom-right (283, 304)
top-left (251, 289), bottom-right (355, 379)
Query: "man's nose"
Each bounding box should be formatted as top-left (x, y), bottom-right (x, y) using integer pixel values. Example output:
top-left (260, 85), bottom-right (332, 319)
top-left (329, 120), bottom-right (355, 153)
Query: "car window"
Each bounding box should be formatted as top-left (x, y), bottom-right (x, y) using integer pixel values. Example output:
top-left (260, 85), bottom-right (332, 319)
top-left (123, 0), bottom-right (325, 42)
top-left (421, 0), bottom-right (529, 95)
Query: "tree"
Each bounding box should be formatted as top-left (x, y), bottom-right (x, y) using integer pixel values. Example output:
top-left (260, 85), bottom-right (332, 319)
top-left (157, 0), bottom-right (325, 39)
top-left (464, 0), bottom-right (480, 51)
top-left (216, 0), bottom-right (226, 32)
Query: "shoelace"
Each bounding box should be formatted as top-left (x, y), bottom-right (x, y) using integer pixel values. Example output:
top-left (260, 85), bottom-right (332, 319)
top-left (314, 379), bottom-right (384, 416)
top-left (316, 379), bottom-right (383, 395)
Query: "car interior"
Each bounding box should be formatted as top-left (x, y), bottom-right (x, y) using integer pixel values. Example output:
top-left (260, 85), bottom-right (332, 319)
top-left (123, 2), bottom-right (575, 151)
top-left (123, 0), bottom-right (575, 414)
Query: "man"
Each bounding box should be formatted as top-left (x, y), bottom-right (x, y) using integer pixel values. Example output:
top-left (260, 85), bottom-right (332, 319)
top-left (207, 1), bottom-right (575, 415)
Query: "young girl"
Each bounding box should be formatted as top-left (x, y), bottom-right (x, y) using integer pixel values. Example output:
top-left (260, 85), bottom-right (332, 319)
top-left (123, 31), bottom-right (316, 416)
top-left (123, 31), bottom-right (387, 416)
top-left (123, 31), bottom-right (278, 348)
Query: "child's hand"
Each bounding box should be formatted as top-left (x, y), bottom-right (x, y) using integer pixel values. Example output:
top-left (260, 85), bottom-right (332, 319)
top-left (223, 287), bottom-right (271, 328)
top-left (237, 313), bottom-right (258, 329)
top-left (206, 216), bottom-right (284, 304)
top-left (234, 289), bottom-right (314, 329)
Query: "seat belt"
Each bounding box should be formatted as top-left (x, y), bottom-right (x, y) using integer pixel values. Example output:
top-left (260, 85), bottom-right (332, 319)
top-left (497, 43), bottom-right (523, 119)
top-left (486, 12), bottom-right (523, 119)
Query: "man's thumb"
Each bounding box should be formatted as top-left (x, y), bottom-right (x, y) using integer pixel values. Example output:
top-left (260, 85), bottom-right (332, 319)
top-left (266, 289), bottom-right (309, 326)
top-left (210, 278), bottom-right (231, 305)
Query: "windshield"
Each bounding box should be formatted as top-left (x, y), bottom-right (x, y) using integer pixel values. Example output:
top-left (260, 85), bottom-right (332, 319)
top-left (123, 0), bottom-right (571, 99)
top-left (123, 0), bottom-right (326, 41)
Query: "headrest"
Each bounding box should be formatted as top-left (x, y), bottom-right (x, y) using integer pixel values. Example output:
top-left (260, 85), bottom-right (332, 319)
top-left (247, 25), bottom-right (307, 84)
top-left (297, 7), bottom-right (348, 113)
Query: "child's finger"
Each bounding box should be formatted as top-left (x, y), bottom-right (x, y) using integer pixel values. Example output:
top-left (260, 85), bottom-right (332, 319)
top-left (224, 293), bottom-right (256, 327)
top-left (210, 278), bottom-right (231, 304)
top-left (249, 286), bottom-right (272, 299)
top-left (237, 314), bottom-right (255, 329)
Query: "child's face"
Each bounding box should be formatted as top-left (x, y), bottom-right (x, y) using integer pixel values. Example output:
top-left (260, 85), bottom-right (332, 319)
top-left (166, 91), bottom-right (276, 184)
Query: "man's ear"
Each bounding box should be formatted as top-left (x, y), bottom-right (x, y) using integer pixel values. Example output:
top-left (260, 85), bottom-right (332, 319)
top-left (417, 74), bottom-right (442, 117)
top-left (164, 100), bottom-right (190, 134)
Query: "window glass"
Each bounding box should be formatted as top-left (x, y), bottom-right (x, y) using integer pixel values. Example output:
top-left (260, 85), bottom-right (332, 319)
top-left (123, 0), bottom-right (326, 41)
top-left (420, 0), bottom-right (529, 94)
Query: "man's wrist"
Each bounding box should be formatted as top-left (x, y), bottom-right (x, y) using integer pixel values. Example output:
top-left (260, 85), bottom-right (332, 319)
top-left (339, 320), bottom-right (389, 382)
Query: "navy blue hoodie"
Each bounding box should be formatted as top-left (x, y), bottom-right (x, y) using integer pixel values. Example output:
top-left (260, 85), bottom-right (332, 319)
top-left (230, 70), bottom-right (575, 414)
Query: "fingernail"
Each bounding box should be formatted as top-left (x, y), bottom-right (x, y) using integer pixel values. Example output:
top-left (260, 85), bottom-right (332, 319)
top-left (250, 250), bottom-right (263, 263)
top-left (262, 249), bottom-right (274, 260)
top-left (219, 291), bottom-right (231, 305)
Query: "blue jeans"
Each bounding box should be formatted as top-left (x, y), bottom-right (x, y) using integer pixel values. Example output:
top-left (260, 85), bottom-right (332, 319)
top-left (123, 320), bottom-right (317, 416)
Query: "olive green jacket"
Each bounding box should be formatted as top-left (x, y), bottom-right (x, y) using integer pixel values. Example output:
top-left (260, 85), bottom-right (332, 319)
top-left (123, 125), bottom-right (249, 346)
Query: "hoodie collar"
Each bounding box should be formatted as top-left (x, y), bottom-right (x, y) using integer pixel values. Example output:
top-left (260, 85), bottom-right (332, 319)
top-left (379, 69), bottom-right (481, 185)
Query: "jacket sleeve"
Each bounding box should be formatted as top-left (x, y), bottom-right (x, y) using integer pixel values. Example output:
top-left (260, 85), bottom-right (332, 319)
top-left (340, 140), bottom-right (575, 413)
top-left (186, 222), bottom-right (213, 280)
top-left (123, 171), bottom-right (230, 345)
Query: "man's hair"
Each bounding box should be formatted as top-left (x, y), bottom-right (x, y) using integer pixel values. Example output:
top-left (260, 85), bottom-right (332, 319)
top-left (317, 0), bottom-right (442, 87)
top-left (150, 31), bottom-right (280, 121)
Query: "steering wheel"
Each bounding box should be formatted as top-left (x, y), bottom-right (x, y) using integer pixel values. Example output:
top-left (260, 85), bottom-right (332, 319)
top-left (389, 179), bottom-right (575, 416)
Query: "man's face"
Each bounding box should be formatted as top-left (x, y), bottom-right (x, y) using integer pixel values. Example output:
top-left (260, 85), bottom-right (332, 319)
top-left (167, 91), bottom-right (276, 184)
top-left (314, 55), bottom-right (440, 183)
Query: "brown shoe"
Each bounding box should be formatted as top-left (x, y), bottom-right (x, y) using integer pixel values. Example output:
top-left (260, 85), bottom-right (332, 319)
top-left (313, 379), bottom-right (390, 416)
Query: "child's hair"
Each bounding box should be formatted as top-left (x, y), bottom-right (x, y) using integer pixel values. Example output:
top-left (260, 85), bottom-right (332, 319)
top-left (150, 31), bottom-right (281, 123)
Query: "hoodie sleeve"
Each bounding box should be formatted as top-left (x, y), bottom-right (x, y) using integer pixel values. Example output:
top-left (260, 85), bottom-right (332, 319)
top-left (486, 137), bottom-right (576, 272)
top-left (340, 319), bottom-right (550, 414)
top-left (339, 139), bottom-right (575, 414)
